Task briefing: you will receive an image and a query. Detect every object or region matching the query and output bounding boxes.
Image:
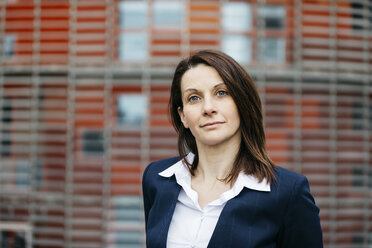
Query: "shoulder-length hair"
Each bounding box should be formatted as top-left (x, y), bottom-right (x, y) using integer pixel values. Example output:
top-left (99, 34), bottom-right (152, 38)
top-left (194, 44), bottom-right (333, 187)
top-left (169, 49), bottom-right (276, 184)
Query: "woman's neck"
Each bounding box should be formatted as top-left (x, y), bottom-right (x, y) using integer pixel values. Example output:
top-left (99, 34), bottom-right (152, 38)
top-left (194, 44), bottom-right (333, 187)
top-left (195, 139), bottom-right (240, 181)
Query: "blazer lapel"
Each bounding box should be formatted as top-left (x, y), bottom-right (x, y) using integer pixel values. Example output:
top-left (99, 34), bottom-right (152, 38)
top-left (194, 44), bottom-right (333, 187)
top-left (207, 189), bottom-right (266, 248)
top-left (207, 198), bottom-right (235, 248)
top-left (150, 175), bottom-right (181, 247)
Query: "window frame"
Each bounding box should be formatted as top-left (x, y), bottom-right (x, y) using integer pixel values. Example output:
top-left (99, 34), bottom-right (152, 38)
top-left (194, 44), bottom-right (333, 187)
top-left (117, 0), bottom-right (149, 62)
top-left (221, 2), bottom-right (289, 66)
top-left (116, 93), bottom-right (148, 127)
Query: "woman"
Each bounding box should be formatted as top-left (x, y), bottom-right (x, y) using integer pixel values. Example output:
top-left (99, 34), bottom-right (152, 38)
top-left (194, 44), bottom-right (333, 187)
top-left (142, 50), bottom-right (323, 248)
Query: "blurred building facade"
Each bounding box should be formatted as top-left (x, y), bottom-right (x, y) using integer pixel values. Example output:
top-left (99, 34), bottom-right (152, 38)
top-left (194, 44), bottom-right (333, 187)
top-left (0, 0), bottom-right (371, 247)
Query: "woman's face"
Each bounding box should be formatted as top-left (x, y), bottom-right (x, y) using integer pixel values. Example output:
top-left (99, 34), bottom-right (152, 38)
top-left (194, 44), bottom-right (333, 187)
top-left (178, 63), bottom-right (241, 148)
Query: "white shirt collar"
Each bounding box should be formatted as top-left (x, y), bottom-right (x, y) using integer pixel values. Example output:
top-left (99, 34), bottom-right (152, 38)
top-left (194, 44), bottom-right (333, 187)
top-left (158, 153), bottom-right (195, 178)
top-left (158, 153), bottom-right (270, 192)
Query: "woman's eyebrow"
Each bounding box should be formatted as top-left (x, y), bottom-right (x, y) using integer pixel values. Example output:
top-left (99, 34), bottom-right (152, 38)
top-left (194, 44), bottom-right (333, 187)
top-left (183, 88), bottom-right (198, 94)
top-left (213, 82), bottom-right (226, 88)
top-left (183, 82), bottom-right (225, 94)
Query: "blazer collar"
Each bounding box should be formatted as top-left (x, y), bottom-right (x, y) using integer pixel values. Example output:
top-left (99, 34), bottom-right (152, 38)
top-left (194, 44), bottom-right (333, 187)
top-left (158, 152), bottom-right (194, 178)
top-left (159, 153), bottom-right (270, 192)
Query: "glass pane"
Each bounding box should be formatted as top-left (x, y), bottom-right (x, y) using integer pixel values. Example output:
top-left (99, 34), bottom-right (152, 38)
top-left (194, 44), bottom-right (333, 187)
top-left (111, 196), bottom-right (144, 246)
top-left (119, 1), bottom-right (147, 28)
top-left (222, 35), bottom-right (251, 63)
top-left (82, 130), bottom-right (105, 155)
top-left (3, 35), bottom-right (15, 57)
top-left (1, 131), bottom-right (11, 156)
top-left (258, 38), bottom-right (285, 63)
top-left (117, 94), bottom-right (147, 126)
top-left (351, 1), bottom-right (372, 30)
top-left (15, 161), bottom-right (30, 187)
top-left (222, 2), bottom-right (251, 31)
top-left (257, 5), bottom-right (285, 30)
top-left (0, 231), bottom-right (26, 247)
top-left (2, 97), bottom-right (12, 123)
top-left (1, 98), bottom-right (12, 156)
top-left (14, 160), bottom-right (43, 189)
top-left (119, 33), bottom-right (148, 61)
top-left (153, 1), bottom-right (184, 29)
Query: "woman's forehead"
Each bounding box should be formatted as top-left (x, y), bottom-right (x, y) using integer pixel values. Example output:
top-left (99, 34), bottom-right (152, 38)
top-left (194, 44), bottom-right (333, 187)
top-left (180, 64), bottom-right (224, 90)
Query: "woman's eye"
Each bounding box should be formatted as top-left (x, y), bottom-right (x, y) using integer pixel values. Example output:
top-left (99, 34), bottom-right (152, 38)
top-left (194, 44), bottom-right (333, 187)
top-left (217, 90), bottom-right (227, 97)
top-left (188, 95), bottom-right (200, 102)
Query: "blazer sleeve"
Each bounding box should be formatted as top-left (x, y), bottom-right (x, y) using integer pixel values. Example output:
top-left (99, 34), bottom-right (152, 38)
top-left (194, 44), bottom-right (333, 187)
top-left (277, 175), bottom-right (324, 248)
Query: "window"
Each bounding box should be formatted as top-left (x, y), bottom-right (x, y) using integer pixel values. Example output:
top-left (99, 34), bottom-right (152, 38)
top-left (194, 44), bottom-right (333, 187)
top-left (119, 33), bottom-right (148, 61)
top-left (351, 0), bottom-right (372, 30)
top-left (82, 130), bottom-right (105, 155)
top-left (222, 2), bottom-right (251, 31)
top-left (118, 1), bottom-right (148, 61)
top-left (222, 2), bottom-right (251, 63)
top-left (222, 35), bottom-right (251, 64)
top-left (1, 132), bottom-right (11, 157)
top-left (222, 3), bottom-right (286, 65)
top-left (119, 1), bottom-right (147, 28)
top-left (117, 94), bottom-right (147, 126)
top-left (2, 97), bottom-right (12, 123)
top-left (153, 1), bottom-right (184, 29)
top-left (0, 231), bottom-right (26, 247)
top-left (352, 167), bottom-right (372, 189)
top-left (14, 161), bottom-right (43, 189)
top-left (34, 161), bottom-right (43, 189)
top-left (3, 35), bottom-right (15, 58)
top-left (258, 38), bottom-right (286, 63)
top-left (257, 5), bottom-right (286, 65)
top-left (0, 223), bottom-right (32, 248)
top-left (352, 101), bottom-right (372, 131)
top-left (1, 98), bottom-right (11, 156)
top-left (15, 161), bottom-right (30, 188)
top-left (257, 5), bottom-right (285, 30)
top-left (110, 196), bottom-right (145, 247)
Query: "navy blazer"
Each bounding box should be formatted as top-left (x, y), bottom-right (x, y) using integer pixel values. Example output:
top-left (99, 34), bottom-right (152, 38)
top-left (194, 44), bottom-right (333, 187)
top-left (142, 157), bottom-right (323, 248)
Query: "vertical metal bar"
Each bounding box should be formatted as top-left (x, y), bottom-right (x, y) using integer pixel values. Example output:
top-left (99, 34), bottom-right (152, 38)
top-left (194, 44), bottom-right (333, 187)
top-left (29, 0), bottom-right (41, 247)
top-left (219, 0), bottom-right (225, 53)
top-left (26, 226), bottom-right (33, 248)
top-left (0, 0), bottom-right (8, 211)
top-left (0, 0), bottom-right (6, 61)
top-left (65, 1), bottom-right (77, 247)
top-left (293, 0), bottom-right (303, 174)
top-left (181, 0), bottom-right (190, 57)
top-left (141, 2), bottom-right (152, 246)
top-left (257, 0), bottom-right (265, 70)
top-left (361, 2), bottom-right (371, 246)
top-left (256, 0), bottom-right (267, 124)
top-left (141, 0), bottom-right (151, 175)
top-left (146, 0), bottom-right (152, 68)
top-left (0, 0), bottom-right (7, 176)
top-left (102, 0), bottom-right (113, 247)
top-left (328, 0), bottom-right (338, 246)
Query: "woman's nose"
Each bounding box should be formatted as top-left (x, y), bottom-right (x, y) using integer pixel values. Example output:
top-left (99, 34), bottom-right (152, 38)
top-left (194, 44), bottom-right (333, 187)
top-left (203, 96), bottom-right (217, 116)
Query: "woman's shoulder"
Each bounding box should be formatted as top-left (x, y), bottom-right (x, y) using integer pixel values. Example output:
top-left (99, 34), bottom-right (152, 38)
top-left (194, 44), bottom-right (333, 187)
top-left (275, 166), bottom-right (306, 181)
top-left (273, 166), bottom-right (311, 193)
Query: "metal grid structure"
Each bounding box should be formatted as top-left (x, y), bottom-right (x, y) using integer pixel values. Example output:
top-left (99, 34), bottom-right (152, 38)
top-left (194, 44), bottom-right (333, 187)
top-left (0, 0), bottom-right (371, 247)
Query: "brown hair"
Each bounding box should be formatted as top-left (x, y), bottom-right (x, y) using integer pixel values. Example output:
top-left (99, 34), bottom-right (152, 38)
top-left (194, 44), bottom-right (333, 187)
top-left (169, 49), bottom-right (276, 184)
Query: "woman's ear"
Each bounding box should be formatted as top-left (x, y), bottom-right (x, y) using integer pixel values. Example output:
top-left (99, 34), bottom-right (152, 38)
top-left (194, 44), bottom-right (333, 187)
top-left (177, 106), bottom-right (189, 128)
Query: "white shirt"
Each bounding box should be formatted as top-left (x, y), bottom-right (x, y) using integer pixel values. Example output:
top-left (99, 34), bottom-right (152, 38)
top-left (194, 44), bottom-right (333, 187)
top-left (158, 153), bottom-right (270, 248)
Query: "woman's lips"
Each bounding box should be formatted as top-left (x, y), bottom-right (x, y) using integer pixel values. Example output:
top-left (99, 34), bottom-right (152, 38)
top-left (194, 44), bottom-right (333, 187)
top-left (200, 121), bottom-right (224, 128)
